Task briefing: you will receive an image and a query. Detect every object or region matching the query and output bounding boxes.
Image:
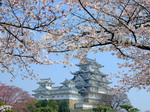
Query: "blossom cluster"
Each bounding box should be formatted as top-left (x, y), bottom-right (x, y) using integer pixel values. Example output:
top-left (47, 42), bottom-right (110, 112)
top-left (0, 105), bottom-right (13, 112)
top-left (0, 0), bottom-right (149, 91)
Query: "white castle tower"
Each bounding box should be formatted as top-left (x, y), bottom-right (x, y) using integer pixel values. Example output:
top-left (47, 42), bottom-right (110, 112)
top-left (33, 58), bottom-right (112, 110)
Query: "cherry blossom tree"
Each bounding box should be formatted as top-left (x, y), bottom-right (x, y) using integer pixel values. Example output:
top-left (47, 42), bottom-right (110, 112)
top-left (0, 0), bottom-right (65, 79)
top-left (111, 93), bottom-right (131, 109)
top-left (101, 92), bottom-right (131, 109)
top-left (57, 0), bottom-right (149, 91)
top-left (0, 83), bottom-right (33, 104)
top-left (13, 99), bottom-right (37, 112)
top-left (0, 0), bottom-right (149, 91)
top-left (0, 83), bottom-right (34, 112)
top-left (45, 0), bottom-right (149, 91)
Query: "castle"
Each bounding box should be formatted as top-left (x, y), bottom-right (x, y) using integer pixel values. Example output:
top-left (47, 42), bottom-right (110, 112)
top-left (33, 58), bottom-right (112, 110)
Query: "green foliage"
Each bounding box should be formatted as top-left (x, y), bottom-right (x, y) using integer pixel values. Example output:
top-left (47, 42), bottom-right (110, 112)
top-left (5, 110), bottom-right (16, 112)
top-left (120, 105), bottom-right (133, 110)
top-left (25, 100), bottom-right (71, 112)
top-left (35, 100), bottom-right (49, 107)
top-left (35, 107), bottom-right (56, 112)
top-left (30, 100), bottom-right (70, 112)
top-left (48, 100), bottom-right (60, 110)
top-left (58, 101), bottom-right (70, 112)
top-left (129, 108), bottom-right (140, 112)
top-left (31, 100), bottom-right (70, 112)
top-left (35, 100), bottom-right (59, 111)
top-left (93, 106), bottom-right (112, 112)
top-left (0, 101), bottom-right (5, 106)
top-left (120, 105), bottom-right (140, 112)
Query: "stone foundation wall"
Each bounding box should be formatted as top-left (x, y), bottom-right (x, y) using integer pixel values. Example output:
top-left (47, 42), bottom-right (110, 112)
top-left (84, 99), bottom-right (100, 104)
top-left (68, 99), bottom-right (79, 110)
top-left (75, 106), bottom-right (93, 110)
top-left (71, 109), bottom-right (93, 112)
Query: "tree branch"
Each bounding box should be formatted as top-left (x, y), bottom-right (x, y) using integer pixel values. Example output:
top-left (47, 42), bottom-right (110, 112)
top-left (0, 17), bottom-right (57, 32)
top-left (77, 0), bottom-right (114, 40)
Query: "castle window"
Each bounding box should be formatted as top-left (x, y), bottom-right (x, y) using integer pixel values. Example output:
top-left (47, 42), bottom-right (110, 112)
top-left (81, 66), bottom-right (87, 71)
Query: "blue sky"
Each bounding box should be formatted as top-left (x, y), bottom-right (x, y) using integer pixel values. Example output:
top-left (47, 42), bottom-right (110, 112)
top-left (0, 52), bottom-right (150, 112)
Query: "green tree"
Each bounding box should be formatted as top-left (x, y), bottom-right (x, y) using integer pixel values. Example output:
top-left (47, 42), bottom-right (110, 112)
top-left (93, 107), bottom-right (99, 112)
top-left (48, 100), bottom-right (59, 111)
top-left (93, 106), bottom-right (112, 112)
top-left (58, 101), bottom-right (70, 112)
top-left (102, 106), bottom-right (112, 112)
top-left (120, 105), bottom-right (133, 111)
top-left (35, 107), bottom-right (56, 112)
top-left (120, 105), bottom-right (140, 112)
top-left (129, 108), bottom-right (140, 112)
top-left (34, 100), bottom-right (59, 112)
top-left (35, 100), bottom-right (49, 107)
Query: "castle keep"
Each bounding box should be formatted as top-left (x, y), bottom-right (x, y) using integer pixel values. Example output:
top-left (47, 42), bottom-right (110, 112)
top-left (33, 58), bottom-right (112, 110)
